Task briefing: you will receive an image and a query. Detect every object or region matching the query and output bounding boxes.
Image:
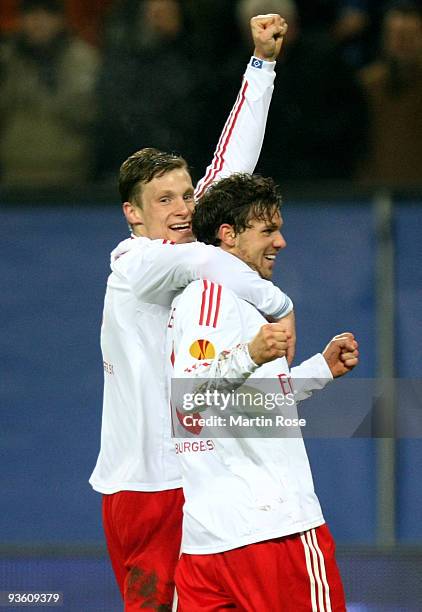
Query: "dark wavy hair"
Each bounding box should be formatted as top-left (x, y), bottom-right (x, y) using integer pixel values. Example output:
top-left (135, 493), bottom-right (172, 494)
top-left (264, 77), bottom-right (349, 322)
top-left (119, 147), bottom-right (188, 205)
top-left (192, 173), bottom-right (282, 246)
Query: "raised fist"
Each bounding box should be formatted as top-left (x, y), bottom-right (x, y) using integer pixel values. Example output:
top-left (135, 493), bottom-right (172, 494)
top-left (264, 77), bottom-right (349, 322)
top-left (322, 332), bottom-right (359, 378)
top-left (251, 14), bottom-right (288, 61)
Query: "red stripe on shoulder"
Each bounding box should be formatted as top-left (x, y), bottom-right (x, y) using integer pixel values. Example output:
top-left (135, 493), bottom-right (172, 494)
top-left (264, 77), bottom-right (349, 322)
top-left (195, 80), bottom-right (248, 199)
top-left (199, 281), bottom-right (222, 327)
top-left (205, 282), bottom-right (215, 326)
top-left (199, 280), bottom-right (208, 326)
top-left (213, 285), bottom-right (222, 328)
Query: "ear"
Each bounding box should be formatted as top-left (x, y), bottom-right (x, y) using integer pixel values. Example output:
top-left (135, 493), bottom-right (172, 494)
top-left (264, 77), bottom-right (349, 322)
top-left (217, 224), bottom-right (236, 248)
top-left (122, 201), bottom-right (144, 227)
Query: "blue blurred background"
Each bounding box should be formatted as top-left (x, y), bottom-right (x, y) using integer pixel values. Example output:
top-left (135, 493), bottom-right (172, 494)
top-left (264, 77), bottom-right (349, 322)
top-left (1, 196), bottom-right (421, 610)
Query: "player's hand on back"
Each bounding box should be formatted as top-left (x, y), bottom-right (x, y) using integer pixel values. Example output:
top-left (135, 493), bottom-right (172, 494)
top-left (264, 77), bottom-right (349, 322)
top-left (248, 322), bottom-right (291, 366)
top-left (322, 332), bottom-right (359, 378)
top-left (251, 14), bottom-right (288, 61)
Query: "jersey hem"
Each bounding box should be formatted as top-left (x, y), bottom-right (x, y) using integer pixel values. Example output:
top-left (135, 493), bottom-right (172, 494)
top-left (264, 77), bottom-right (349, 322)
top-left (181, 516), bottom-right (325, 555)
top-left (89, 479), bottom-right (183, 494)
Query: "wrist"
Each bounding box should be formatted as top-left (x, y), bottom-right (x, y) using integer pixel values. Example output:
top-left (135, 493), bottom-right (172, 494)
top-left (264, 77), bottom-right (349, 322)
top-left (250, 55), bottom-right (276, 71)
top-left (247, 341), bottom-right (261, 367)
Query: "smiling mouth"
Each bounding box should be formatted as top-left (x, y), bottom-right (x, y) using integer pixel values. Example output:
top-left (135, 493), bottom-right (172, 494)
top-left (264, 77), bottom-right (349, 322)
top-left (264, 254), bottom-right (277, 261)
top-left (169, 223), bottom-right (192, 233)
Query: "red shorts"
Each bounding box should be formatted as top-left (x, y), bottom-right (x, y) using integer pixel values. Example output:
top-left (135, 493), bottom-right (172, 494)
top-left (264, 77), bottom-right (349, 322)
top-left (102, 489), bottom-right (184, 612)
top-left (175, 524), bottom-right (346, 611)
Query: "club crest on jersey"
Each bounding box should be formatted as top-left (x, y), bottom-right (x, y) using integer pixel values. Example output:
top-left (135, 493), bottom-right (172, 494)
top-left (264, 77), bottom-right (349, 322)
top-left (251, 57), bottom-right (264, 69)
top-left (189, 339), bottom-right (216, 360)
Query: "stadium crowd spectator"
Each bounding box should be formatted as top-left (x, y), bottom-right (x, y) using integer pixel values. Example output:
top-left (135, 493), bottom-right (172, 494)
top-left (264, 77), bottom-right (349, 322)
top-left (0, 0), bottom-right (100, 187)
top-left (357, 1), bottom-right (422, 186)
top-left (95, 0), bottom-right (202, 180)
top-left (0, 0), bottom-right (113, 45)
top-left (332, 1), bottom-right (378, 68)
top-left (1, 0), bottom-right (420, 188)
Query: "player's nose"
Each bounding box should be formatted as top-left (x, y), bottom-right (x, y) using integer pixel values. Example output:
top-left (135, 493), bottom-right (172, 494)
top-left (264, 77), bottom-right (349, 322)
top-left (174, 197), bottom-right (191, 216)
top-left (274, 231), bottom-right (287, 250)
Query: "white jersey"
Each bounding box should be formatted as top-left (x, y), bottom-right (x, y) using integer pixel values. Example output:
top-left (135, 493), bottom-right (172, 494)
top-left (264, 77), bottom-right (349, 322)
top-left (89, 58), bottom-right (293, 494)
top-left (169, 279), bottom-right (333, 554)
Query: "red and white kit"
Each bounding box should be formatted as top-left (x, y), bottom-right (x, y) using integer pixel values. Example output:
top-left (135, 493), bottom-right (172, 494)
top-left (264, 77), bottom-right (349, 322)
top-left (89, 59), bottom-right (293, 609)
top-left (169, 280), bottom-right (346, 611)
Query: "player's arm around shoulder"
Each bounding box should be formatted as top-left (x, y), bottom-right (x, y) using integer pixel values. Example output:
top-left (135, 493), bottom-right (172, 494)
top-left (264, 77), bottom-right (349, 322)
top-left (118, 239), bottom-right (294, 326)
top-left (121, 239), bottom-right (208, 305)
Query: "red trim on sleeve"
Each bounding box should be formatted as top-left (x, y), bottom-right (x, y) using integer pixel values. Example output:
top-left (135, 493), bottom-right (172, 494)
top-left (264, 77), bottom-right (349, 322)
top-left (195, 80), bottom-right (249, 199)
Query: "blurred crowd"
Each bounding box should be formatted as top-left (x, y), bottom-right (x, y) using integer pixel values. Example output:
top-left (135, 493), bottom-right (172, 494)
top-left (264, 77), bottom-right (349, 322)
top-left (0, 0), bottom-right (421, 188)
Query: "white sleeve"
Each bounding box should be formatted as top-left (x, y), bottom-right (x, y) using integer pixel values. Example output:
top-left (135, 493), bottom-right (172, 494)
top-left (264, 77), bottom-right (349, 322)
top-left (194, 58), bottom-right (276, 199)
top-left (290, 354), bottom-right (333, 402)
top-left (172, 282), bottom-right (258, 383)
top-left (126, 240), bottom-right (292, 318)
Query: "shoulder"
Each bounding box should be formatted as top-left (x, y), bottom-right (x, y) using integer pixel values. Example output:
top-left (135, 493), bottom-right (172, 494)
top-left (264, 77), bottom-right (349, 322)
top-left (179, 279), bottom-right (237, 304)
top-left (111, 235), bottom-right (149, 258)
top-left (175, 280), bottom-right (240, 328)
top-left (110, 236), bottom-right (149, 271)
top-left (143, 238), bottom-right (205, 254)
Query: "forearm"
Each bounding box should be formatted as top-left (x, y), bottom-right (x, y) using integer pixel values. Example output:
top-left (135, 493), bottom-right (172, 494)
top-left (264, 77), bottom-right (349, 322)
top-left (290, 354), bottom-right (333, 402)
top-left (180, 343), bottom-right (257, 380)
top-left (199, 247), bottom-right (292, 318)
top-left (176, 343), bottom-right (258, 408)
top-left (195, 58), bottom-right (275, 199)
top-left (133, 241), bottom-right (293, 318)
